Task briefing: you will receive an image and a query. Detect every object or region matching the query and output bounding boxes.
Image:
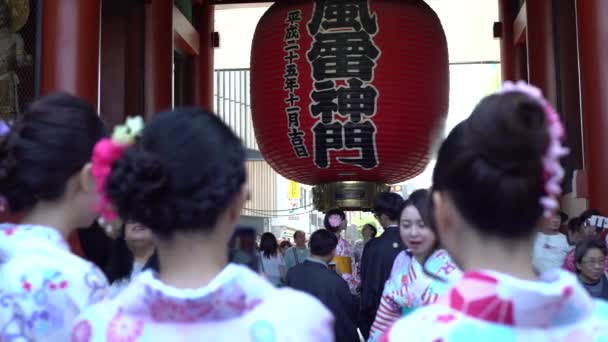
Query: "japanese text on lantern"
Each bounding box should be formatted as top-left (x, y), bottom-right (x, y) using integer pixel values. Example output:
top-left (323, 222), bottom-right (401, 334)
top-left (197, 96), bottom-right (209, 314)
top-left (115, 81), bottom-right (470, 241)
top-left (284, 10), bottom-right (310, 158)
top-left (306, 0), bottom-right (380, 169)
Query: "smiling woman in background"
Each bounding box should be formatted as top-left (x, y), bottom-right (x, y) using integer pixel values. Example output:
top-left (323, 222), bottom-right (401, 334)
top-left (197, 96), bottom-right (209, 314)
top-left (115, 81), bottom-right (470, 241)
top-left (368, 189), bottom-right (460, 341)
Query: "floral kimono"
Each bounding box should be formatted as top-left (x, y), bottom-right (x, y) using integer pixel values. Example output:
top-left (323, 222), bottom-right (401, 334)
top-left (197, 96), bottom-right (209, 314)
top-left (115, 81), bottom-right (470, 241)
top-left (369, 249), bottom-right (461, 341)
top-left (382, 269), bottom-right (608, 341)
top-left (333, 236), bottom-right (359, 293)
top-left (71, 263), bottom-right (334, 342)
top-left (0, 224), bottom-right (109, 341)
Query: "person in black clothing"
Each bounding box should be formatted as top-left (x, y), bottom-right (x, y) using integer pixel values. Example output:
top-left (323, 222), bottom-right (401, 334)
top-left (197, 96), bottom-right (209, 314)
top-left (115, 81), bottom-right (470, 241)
top-left (359, 192), bottom-right (405, 339)
top-left (228, 225), bottom-right (260, 272)
top-left (286, 229), bottom-right (359, 342)
top-left (77, 220), bottom-right (115, 271)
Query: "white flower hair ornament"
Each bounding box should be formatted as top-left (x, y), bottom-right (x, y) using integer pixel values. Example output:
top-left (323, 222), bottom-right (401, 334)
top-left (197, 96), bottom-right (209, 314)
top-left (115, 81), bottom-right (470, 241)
top-left (499, 81), bottom-right (570, 218)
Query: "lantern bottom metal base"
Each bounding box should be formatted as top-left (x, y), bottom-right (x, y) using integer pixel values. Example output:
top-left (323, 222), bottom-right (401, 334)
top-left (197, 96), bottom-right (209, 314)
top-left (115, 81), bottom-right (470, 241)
top-left (313, 181), bottom-right (390, 212)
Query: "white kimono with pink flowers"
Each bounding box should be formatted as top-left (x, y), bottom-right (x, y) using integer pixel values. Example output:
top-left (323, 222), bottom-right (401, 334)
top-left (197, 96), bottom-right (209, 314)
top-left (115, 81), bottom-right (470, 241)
top-left (383, 269), bottom-right (608, 341)
top-left (0, 224), bottom-right (109, 341)
top-left (71, 264), bottom-right (334, 342)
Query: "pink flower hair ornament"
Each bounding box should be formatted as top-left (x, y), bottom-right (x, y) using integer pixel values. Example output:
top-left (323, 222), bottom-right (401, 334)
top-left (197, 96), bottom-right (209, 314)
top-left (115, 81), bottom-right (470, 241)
top-left (499, 81), bottom-right (570, 218)
top-left (92, 116), bottom-right (144, 220)
top-left (328, 214), bottom-right (343, 228)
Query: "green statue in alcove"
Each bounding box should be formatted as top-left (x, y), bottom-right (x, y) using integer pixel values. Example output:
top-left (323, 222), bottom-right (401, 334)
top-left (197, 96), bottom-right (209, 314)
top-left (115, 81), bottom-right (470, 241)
top-left (0, 0), bottom-right (31, 123)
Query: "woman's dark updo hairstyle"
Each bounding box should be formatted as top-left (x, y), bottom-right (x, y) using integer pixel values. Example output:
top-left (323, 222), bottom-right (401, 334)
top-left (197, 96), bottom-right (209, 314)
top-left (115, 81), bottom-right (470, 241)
top-left (106, 108), bottom-right (246, 239)
top-left (324, 209), bottom-right (346, 233)
top-left (433, 91), bottom-right (550, 239)
top-left (0, 93), bottom-right (105, 212)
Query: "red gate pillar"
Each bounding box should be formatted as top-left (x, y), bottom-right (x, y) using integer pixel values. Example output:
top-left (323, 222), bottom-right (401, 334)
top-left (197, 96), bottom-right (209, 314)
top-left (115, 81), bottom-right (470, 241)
top-left (40, 0), bottom-right (101, 107)
top-left (498, 0), bottom-right (515, 81)
top-left (526, 0), bottom-right (557, 105)
top-left (144, 0), bottom-right (173, 118)
top-left (192, 0), bottom-right (214, 111)
top-left (577, 0), bottom-right (608, 213)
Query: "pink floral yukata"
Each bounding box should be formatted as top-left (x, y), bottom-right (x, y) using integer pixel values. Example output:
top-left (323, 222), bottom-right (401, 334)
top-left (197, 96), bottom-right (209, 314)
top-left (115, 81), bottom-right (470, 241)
top-left (71, 263), bottom-right (333, 342)
top-left (382, 269), bottom-right (608, 341)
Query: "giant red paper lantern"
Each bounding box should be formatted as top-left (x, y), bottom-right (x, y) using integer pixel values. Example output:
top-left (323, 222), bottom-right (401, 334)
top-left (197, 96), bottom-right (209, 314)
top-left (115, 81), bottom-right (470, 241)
top-left (251, 0), bottom-right (448, 207)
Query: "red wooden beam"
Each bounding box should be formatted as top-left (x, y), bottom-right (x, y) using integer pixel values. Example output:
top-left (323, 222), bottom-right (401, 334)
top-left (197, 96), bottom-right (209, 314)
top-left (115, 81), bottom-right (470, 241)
top-left (497, 0), bottom-right (515, 81)
top-left (577, 0), bottom-right (608, 213)
top-left (526, 0), bottom-right (556, 105)
top-left (40, 0), bottom-right (101, 107)
top-left (174, 5), bottom-right (200, 55)
top-left (144, 0), bottom-right (173, 117)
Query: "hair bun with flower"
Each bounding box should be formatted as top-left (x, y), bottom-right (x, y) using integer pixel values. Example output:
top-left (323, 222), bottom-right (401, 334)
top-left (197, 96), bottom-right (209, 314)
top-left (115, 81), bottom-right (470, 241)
top-left (92, 116), bottom-right (144, 220)
top-left (499, 81), bottom-right (569, 218)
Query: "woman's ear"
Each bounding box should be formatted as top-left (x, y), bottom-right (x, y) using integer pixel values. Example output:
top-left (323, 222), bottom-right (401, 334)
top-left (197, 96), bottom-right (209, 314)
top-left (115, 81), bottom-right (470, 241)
top-left (78, 162), bottom-right (95, 193)
top-left (433, 191), bottom-right (450, 236)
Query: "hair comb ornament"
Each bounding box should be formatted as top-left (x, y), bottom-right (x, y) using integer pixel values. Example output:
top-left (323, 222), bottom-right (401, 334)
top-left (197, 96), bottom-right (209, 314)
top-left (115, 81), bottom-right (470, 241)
top-left (499, 81), bottom-right (570, 218)
top-left (92, 116), bottom-right (145, 220)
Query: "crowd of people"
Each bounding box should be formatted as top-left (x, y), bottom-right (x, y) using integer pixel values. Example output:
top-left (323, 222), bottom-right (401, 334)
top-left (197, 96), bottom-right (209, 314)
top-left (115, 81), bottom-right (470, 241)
top-left (1, 81), bottom-right (608, 341)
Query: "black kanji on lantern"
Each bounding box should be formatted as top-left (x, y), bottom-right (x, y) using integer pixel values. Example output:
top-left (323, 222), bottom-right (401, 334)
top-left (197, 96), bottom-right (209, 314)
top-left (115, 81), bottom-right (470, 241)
top-left (283, 10), bottom-right (309, 158)
top-left (285, 25), bottom-right (300, 40)
top-left (307, 31), bottom-right (380, 82)
top-left (313, 120), bottom-right (378, 169)
top-left (287, 107), bottom-right (301, 127)
top-left (287, 11), bottom-right (302, 25)
top-left (307, 0), bottom-right (380, 169)
top-left (308, 0), bottom-right (378, 35)
top-left (312, 121), bottom-right (344, 168)
top-left (338, 120), bottom-right (377, 168)
top-left (285, 64), bottom-right (299, 78)
top-left (311, 86), bottom-right (338, 124)
top-left (288, 128), bottom-right (309, 158)
top-left (284, 77), bottom-right (300, 92)
top-left (337, 78), bottom-right (378, 123)
top-left (311, 79), bottom-right (378, 124)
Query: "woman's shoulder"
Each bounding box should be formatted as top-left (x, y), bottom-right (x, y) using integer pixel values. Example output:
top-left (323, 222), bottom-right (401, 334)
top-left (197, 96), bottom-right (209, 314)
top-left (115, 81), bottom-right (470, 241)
top-left (1, 240), bottom-right (108, 295)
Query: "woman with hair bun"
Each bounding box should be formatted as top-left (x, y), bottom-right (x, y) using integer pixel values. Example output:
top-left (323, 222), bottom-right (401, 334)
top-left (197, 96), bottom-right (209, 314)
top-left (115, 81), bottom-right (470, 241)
top-left (0, 93), bottom-right (109, 341)
top-left (383, 82), bottom-right (608, 340)
top-left (324, 209), bottom-right (359, 293)
top-left (72, 108), bottom-right (333, 341)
